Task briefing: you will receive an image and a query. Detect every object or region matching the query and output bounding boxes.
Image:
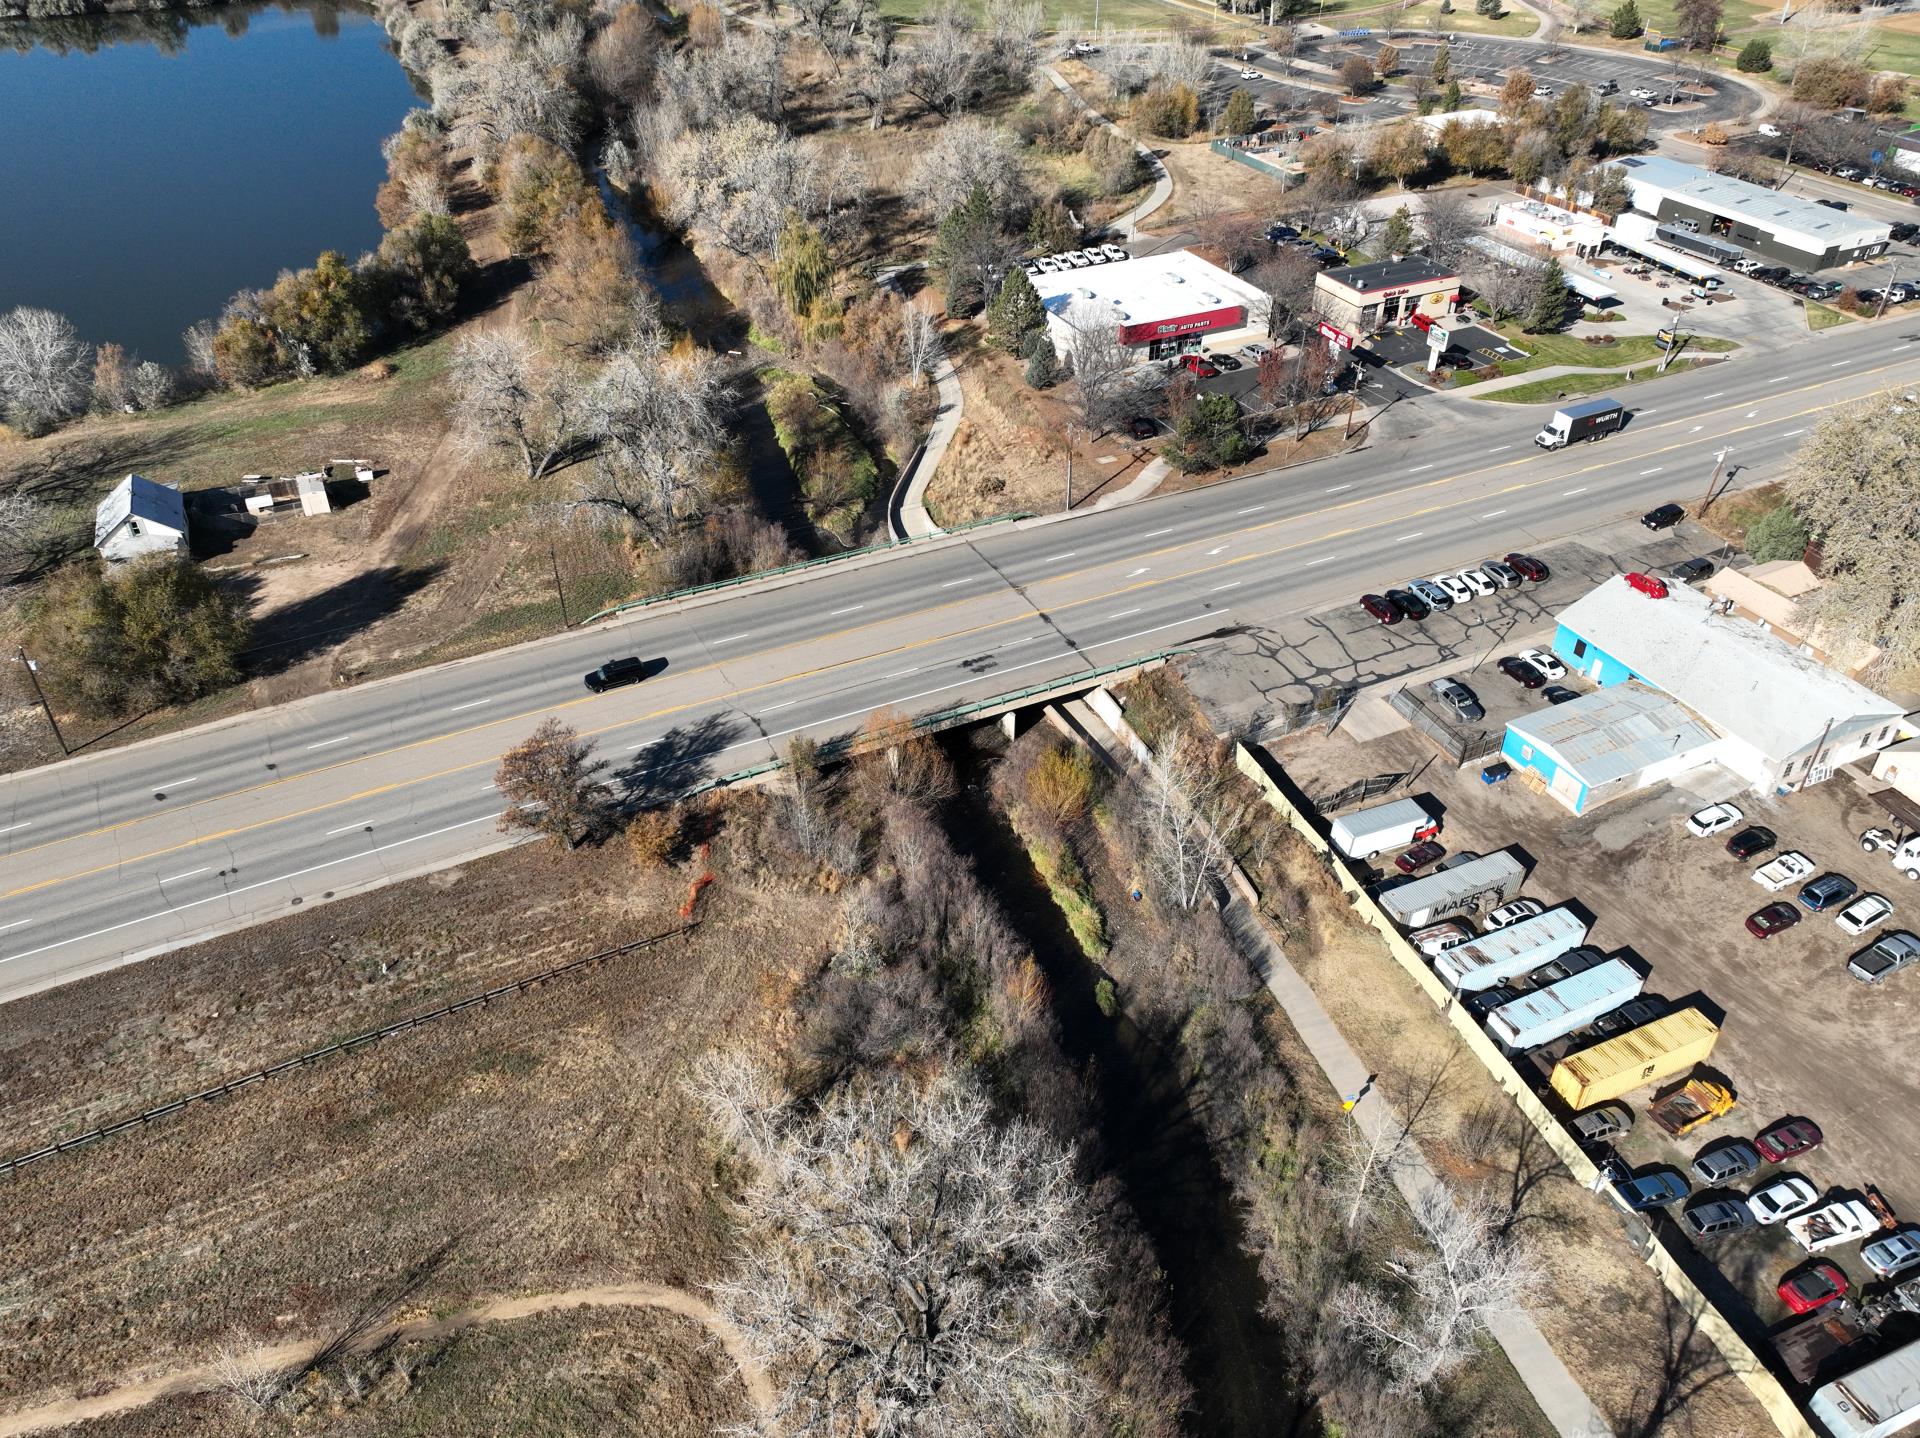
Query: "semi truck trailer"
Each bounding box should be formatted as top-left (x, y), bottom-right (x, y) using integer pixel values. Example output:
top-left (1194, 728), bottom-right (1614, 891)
top-left (1378, 850), bottom-right (1526, 929)
top-left (1809, 1338), bottom-right (1920, 1438)
top-left (1433, 908), bottom-right (1588, 993)
top-left (1484, 958), bottom-right (1643, 1053)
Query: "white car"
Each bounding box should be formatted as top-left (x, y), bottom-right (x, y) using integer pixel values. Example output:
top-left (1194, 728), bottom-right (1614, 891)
top-left (1411, 921), bottom-right (1473, 956)
top-left (1239, 67), bottom-right (1261, 79)
top-left (1456, 567), bottom-right (1498, 599)
top-left (1757, 122), bottom-right (1781, 137)
top-left (1630, 86), bottom-right (1654, 99)
top-left (1519, 648), bottom-right (1565, 681)
top-left (1431, 572), bottom-right (1475, 605)
top-left (1686, 803), bottom-right (1744, 838)
top-left (1747, 1175), bottom-right (1821, 1227)
top-left (1100, 244), bottom-right (1130, 262)
top-left (1837, 893), bottom-right (1894, 936)
top-left (1486, 898), bottom-right (1546, 930)
top-left (1732, 258), bottom-right (1762, 275)
top-left (1863, 1231), bottom-right (1920, 1279)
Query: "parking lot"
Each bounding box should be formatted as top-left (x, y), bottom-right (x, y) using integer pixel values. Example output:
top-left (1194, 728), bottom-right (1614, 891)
top-left (1262, 574), bottom-right (1920, 1333)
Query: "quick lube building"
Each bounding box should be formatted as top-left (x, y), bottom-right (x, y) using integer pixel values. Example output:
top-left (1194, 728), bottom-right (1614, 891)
top-left (1612, 155), bottom-right (1891, 271)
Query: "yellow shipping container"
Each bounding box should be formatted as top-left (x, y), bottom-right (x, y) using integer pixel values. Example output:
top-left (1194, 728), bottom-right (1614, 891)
top-left (1550, 1008), bottom-right (1720, 1110)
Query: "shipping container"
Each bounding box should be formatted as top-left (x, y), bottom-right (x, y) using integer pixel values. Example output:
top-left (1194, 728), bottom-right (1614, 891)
top-left (1484, 958), bottom-right (1643, 1053)
top-left (1548, 1008), bottom-right (1721, 1109)
top-left (1329, 797), bottom-right (1439, 859)
top-left (1433, 907), bottom-right (1588, 992)
top-left (1378, 850), bottom-right (1526, 929)
top-left (1810, 1338), bottom-right (1920, 1438)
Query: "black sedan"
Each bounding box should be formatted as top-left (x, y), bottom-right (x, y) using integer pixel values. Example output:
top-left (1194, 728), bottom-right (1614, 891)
top-left (1643, 503), bottom-right (1686, 531)
top-left (1726, 825), bottom-right (1777, 862)
top-left (1498, 656), bottom-right (1547, 689)
top-left (1386, 587), bottom-right (1430, 622)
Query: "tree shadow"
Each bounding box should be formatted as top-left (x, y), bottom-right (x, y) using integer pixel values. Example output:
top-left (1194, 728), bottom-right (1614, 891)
top-left (614, 710), bottom-right (746, 807)
top-left (1616, 1285), bottom-right (1737, 1438)
top-left (1491, 1116), bottom-right (1575, 1241)
top-left (228, 562), bottom-right (446, 675)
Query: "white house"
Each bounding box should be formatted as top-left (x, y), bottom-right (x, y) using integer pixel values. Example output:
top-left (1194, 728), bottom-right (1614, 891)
top-left (93, 474), bottom-right (188, 564)
top-left (1548, 575), bottom-right (1904, 794)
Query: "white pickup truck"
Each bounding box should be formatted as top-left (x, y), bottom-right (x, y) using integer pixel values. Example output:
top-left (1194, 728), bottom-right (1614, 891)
top-left (1787, 1199), bottom-right (1881, 1253)
top-left (1753, 851), bottom-right (1817, 893)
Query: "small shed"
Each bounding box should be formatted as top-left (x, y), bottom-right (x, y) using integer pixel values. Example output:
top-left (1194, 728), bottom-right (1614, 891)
top-left (94, 474), bottom-right (188, 564)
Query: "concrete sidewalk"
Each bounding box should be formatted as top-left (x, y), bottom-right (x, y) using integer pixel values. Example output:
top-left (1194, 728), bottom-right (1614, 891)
top-left (893, 349), bottom-right (963, 539)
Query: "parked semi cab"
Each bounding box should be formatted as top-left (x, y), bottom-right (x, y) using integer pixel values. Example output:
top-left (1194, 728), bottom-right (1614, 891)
top-left (1534, 397), bottom-right (1626, 450)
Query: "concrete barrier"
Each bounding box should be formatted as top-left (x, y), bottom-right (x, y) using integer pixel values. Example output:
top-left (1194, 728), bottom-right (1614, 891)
top-left (1232, 742), bottom-right (1819, 1438)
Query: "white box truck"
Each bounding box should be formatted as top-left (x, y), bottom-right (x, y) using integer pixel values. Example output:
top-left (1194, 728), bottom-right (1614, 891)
top-left (1484, 958), bottom-right (1643, 1053)
top-left (1533, 396), bottom-right (1625, 449)
top-left (1433, 908), bottom-right (1589, 992)
top-left (1329, 798), bottom-right (1438, 860)
top-left (1810, 1338), bottom-right (1920, 1438)
top-left (1378, 851), bottom-right (1526, 929)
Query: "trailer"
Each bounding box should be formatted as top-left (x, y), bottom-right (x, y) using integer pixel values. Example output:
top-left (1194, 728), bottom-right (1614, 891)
top-left (1484, 958), bottom-right (1644, 1053)
top-left (1647, 1078), bottom-right (1735, 1137)
top-left (1329, 797), bottom-right (1439, 860)
top-left (1433, 908), bottom-right (1588, 993)
top-left (1377, 850), bottom-right (1526, 929)
top-left (1810, 1338), bottom-right (1920, 1438)
top-left (1775, 1304), bottom-right (1872, 1387)
top-left (1548, 1008), bottom-right (1721, 1108)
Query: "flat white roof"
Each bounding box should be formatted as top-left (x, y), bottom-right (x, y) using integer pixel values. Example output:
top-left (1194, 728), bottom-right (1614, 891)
top-left (1032, 250), bottom-right (1266, 332)
top-left (1557, 575), bottom-right (1902, 761)
top-left (1614, 155), bottom-right (1892, 253)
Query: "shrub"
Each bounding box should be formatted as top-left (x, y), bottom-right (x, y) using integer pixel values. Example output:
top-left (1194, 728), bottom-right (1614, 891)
top-left (1791, 57), bottom-right (1870, 109)
top-left (1735, 37), bottom-right (1772, 72)
top-left (1137, 84), bottom-right (1200, 137)
top-left (1745, 503), bottom-right (1808, 562)
top-left (627, 807), bottom-right (681, 868)
top-left (1025, 742), bottom-right (1096, 830)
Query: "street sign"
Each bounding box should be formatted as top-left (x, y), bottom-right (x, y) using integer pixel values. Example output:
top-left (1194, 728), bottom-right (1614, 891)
top-left (1317, 320), bottom-right (1355, 350)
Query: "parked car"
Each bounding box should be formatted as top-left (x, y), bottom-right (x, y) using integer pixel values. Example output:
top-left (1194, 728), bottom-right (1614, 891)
top-left (1498, 656), bottom-right (1547, 689)
top-left (1100, 244), bottom-right (1130, 262)
top-left (1238, 66), bottom-right (1260, 78)
top-left (1693, 1139), bottom-right (1762, 1186)
top-left (1504, 552), bottom-right (1550, 582)
top-left (1482, 559), bottom-right (1523, 588)
top-left (1753, 851), bottom-right (1816, 892)
top-left (1127, 415), bottom-right (1157, 440)
top-left (1605, 1163), bottom-right (1691, 1212)
top-left (1726, 825), bottom-right (1777, 861)
top-left (1685, 1196), bottom-right (1757, 1239)
top-left (1386, 588), bottom-right (1430, 622)
top-left (1687, 802), bottom-right (1743, 837)
top-left (1543, 686), bottom-right (1580, 705)
top-left (1408, 577), bottom-right (1454, 611)
top-left (1264, 224), bottom-right (1300, 245)
top-left (1755, 1119), bottom-right (1824, 1164)
top-left (1848, 929), bottom-right (1920, 985)
top-left (1396, 840), bottom-right (1447, 874)
top-left (1518, 648), bottom-right (1566, 681)
top-left (1836, 893), bottom-right (1893, 936)
top-left (1179, 355), bottom-right (1219, 378)
top-left (1591, 994), bottom-right (1672, 1039)
top-left (1455, 567), bottom-right (1498, 598)
top-left (1800, 873), bottom-right (1860, 911)
top-left (1747, 901), bottom-right (1802, 939)
top-left (1779, 1262), bottom-right (1850, 1315)
top-left (1749, 1174), bottom-right (1822, 1226)
top-left (1863, 1231), bottom-right (1920, 1280)
top-left (1243, 342), bottom-right (1272, 362)
top-left (1486, 898), bottom-right (1546, 930)
top-left (1528, 945), bottom-right (1607, 987)
top-left (1430, 573), bottom-right (1475, 605)
top-left (584, 656), bottom-right (648, 693)
top-left (1359, 593), bottom-right (1400, 625)
top-left (1434, 348), bottom-right (1476, 370)
top-left (1429, 677), bottom-right (1484, 722)
top-left (1463, 984), bottom-right (1523, 1021)
top-left (1212, 353), bottom-right (1244, 372)
top-left (1643, 503), bottom-right (1686, 531)
top-left (1670, 557), bottom-right (1715, 584)
top-left (1571, 1103), bottom-right (1632, 1143)
top-left (1411, 921), bottom-right (1473, 957)
top-left (1732, 258), bottom-right (1763, 275)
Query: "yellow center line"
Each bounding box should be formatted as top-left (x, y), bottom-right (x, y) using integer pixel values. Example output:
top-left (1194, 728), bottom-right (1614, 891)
top-left (3, 355), bottom-right (1912, 897)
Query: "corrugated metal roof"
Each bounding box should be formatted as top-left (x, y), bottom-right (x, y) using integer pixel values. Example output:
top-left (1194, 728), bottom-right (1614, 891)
top-left (1615, 154), bottom-right (1892, 249)
top-left (93, 473), bottom-right (187, 548)
top-left (1553, 1007), bottom-right (1719, 1089)
top-left (1506, 680), bottom-right (1717, 787)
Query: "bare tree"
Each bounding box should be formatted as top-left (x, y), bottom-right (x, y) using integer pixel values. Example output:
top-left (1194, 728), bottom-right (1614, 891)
top-left (658, 113), bottom-right (813, 269)
top-left (902, 2), bottom-right (983, 117)
top-left (907, 116), bottom-right (1029, 219)
top-left (1333, 1184), bottom-right (1544, 1392)
top-left (1060, 302), bottom-right (1135, 437)
top-left (0, 307), bottom-right (93, 432)
top-left (0, 492), bottom-right (50, 585)
top-left (1418, 188), bottom-right (1479, 271)
top-left (207, 1341), bottom-right (291, 1415)
top-left (129, 361), bottom-right (174, 412)
top-left (900, 305), bottom-right (943, 386)
top-left (694, 1057), bottom-right (1102, 1438)
top-left (450, 328), bottom-right (589, 480)
top-left (571, 343), bottom-right (727, 544)
top-left (494, 717), bottom-right (609, 848)
top-left (182, 320), bottom-right (221, 380)
top-left (1135, 734), bottom-right (1251, 911)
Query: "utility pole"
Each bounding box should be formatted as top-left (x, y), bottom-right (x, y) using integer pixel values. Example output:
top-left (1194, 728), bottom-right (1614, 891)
top-left (1065, 424), bottom-right (1080, 512)
top-left (13, 646), bottom-right (68, 757)
top-left (1876, 260), bottom-right (1901, 319)
top-left (1700, 445), bottom-right (1732, 517)
top-left (1658, 322), bottom-right (1686, 372)
top-left (548, 540), bottom-right (571, 627)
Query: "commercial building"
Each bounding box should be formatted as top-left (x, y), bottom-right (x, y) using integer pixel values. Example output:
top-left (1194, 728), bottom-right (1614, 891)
top-left (1701, 559), bottom-right (1880, 676)
top-left (1550, 574), bottom-right (1905, 794)
top-left (1501, 682), bottom-right (1720, 816)
top-left (1032, 250), bottom-right (1270, 363)
top-left (1495, 198), bottom-right (1606, 255)
top-left (1611, 154), bottom-right (1892, 270)
top-left (1313, 256), bottom-right (1460, 335)
top-left (93, 473), bottom-right (188, 564)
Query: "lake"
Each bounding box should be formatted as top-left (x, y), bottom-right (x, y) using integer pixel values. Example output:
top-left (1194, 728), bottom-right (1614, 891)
top-left (0, 1), bottom-right (419, 364)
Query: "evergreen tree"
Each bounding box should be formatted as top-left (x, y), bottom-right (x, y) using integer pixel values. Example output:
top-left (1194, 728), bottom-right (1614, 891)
top-left (1524, 259), bottom-right (1574, 333)
top-left (934, 184), bottom-right (1004, 317)
top-left (987, 266), bottom-right (1047, 354)
top-left (1169, 392), bottom-right (1248, 473)
top-left (1736, 37), bottom-right (1773, 72)
top-left (1442, 78), bottom-right (1463, 112)
top-left (1381, 205), bottom-right (1417, 256)
top-left (1024, 342), bottom-right (1059, 389)
top-left (1222, 89), bottom-right (1257, 136)
top-left (1431, 45), bottom-right (1450, 84)
top-left (1608, 0), bottom-right (1642, 37)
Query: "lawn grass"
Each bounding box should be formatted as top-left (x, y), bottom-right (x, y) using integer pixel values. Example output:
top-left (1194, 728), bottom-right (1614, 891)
top-left (1479, 325), bottom-right (1736, 375)
top-left (1806, 300), bottom-right (1855, 330)
top-left (1473, 359), bottom-right (1712, 402)
top-left (879, 0), bottom-right (1235, 28)
top-left (1407, 1), bottom-right (1542, 37)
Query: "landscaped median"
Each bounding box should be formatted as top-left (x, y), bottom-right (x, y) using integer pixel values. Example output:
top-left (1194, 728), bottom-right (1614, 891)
top-left (1471, 359), bottom-right (1721, 404)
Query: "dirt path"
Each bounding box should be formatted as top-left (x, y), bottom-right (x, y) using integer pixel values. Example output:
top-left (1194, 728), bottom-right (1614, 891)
top-left (0, 1283), bottom-right (773, 1437)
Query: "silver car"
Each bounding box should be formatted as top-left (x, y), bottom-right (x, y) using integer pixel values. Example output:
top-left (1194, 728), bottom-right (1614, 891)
top-left (1849, 929), bottom-right (1920, 984)
top-left (1408, 577), bottom-right (1453, 611)
top-left (1863, 1230), bottom-right (1920, 1279)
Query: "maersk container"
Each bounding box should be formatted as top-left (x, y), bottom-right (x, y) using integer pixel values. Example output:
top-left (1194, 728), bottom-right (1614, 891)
top-left (1433, 907), bottom-right (1588, 993)
top-left (1484, 958), bottom-right (1643, 1054)
top-left (1329, 798), bottom-right (1438, 860)
top-left (1378, 850), bottom-right (1526, 929)
top-left (1548, 1008), bottom-right (1720, 1109)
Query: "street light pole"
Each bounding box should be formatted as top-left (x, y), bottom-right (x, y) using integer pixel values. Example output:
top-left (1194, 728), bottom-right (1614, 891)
top-left (1700, 445), bottom-right (1731, 517)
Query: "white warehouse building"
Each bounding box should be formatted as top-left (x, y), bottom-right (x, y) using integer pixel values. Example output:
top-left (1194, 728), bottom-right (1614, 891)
top-left (1031, 250), bottom-right (1271, 364)
top-left (1611, 155), bottom-right (1891, 270)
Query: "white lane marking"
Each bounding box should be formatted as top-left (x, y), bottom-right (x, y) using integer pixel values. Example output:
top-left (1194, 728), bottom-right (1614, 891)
top-left (1236, 504), bottom-right (1267, 515)
top-left (1109, 608), bottom-right (1142, 619)
top-left (761, 700), bottom-right (798, 713)
top-left (1689, 426), bottom-right (1703, 434)
top-left (158, 868), bottom-right (210, 885)
top-left (1142, 527), bottom-right (1175, 538)
top-left (1127, 567), bottom-right (1149, 577)
top-left (1407, 463), bottom-right (1434, 473)
top-left (940, 576), bottom-right (978, 588)
top-left (1640, 467), bottom-right (1664, 476)
top-left (0, 918), bottom-right (31, 933)
top-left (829, 605), bottom-right (864, 616)
top-left (306, 735), bottom-right (353, 750)
top-left (1487, 445), bottom-right (1512, 454)
top-left (1305, 555), bottom-right (1336, 567)
top-left (1211, 581), bottom-right (1242, 592)
top-left (1784, 428), bottom-right (1806, 437)
top-left (325, 821), bottom-right (372, 836)
top-left (999, 636), bottom-right (1042, 650)
top-left (1639, 409), bottom-right (1658, 416)
top-left (448, 698), bottom-right (491, 712)
top-left (1830, 359), bottom-right (1852, 367)
top-left (1483, 509), bottom-right (1507, 518)
top-left (1044, 552), bottom-right (1077, 562)
top-left (1700, 392), bottom-right (1723, 400)
top-left (1564, 486), bottom-right (1588, 495)
top-left (0, 822), bottom-right (30, 835)
top-left (479, 782), bottom-right (499, 791)
top-left (884, 667), bottom-right (919, 679)
top-left (1397, 532), bottom-right (1424, 541)
top-left (1769, 376), bottom-right (1789, 383)
top-left (154, 777), bottom-right (199, 791)
top-left (1207, 545), bottom-right (1228, 555)
top-left (1326, 484), bottom-right (1353, 493)
top-left (711, 633), bottom-right (749, 644)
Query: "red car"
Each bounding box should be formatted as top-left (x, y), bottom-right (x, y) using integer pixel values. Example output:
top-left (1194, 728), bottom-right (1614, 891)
top-left (1396, 841), bottom-right (1446, 874)
top-left (1756, 1118), bottom-right (1824, 1163)
top-left (1503, 552), bottom-right (1550, 583)
top-left (1180, 355), bottom-right (1220, 378)
top-left (1746, 902), bottom-right (1802, 939)
top-left (1360, 593), bottom-right (1401, 625)
top-left (1779, 1262), bottom-right (1849, 1315)
top-left (1497, 656), bottom-right (1546, 689)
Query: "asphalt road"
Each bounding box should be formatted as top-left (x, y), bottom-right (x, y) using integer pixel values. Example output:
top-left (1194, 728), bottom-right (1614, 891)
top-left (5, 320), bottom-right (1919, 1002)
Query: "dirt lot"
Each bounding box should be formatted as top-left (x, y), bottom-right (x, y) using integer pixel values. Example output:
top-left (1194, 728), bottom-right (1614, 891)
top-left (0, 796), bottom-right (833, 1432)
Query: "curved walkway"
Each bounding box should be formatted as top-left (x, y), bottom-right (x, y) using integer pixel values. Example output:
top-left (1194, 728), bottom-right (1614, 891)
top-left (0, 1283), bottom-right (772, 1437)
